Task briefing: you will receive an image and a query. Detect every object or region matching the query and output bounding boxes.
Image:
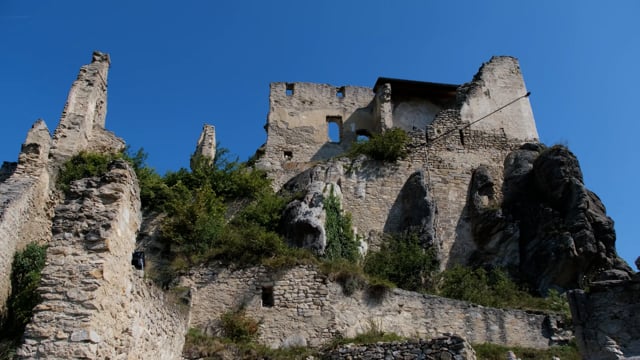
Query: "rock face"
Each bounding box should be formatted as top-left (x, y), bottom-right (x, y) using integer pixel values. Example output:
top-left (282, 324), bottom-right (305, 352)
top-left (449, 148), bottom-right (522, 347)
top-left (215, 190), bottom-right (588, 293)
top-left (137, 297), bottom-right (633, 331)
top-left (470, 144), bottom-right (633, 293)
top-left (280, 163), bottom-right (346, 254)
top-left (568, 274), bottom-right (640, 359)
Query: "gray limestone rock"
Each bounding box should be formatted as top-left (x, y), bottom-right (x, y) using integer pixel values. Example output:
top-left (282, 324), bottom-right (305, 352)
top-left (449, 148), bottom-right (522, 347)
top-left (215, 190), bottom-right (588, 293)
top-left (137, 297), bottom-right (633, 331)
top-left (384, 170), bottom-right (436, 249)
top-left (470, 144), bottom-right (633, 293)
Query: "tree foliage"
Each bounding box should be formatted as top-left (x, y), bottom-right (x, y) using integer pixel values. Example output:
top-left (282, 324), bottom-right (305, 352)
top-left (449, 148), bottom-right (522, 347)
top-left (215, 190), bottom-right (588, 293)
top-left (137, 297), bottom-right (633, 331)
top-left (364, 232), bottom-right (438, 292)
top-left (323, 188), bottom-right (360, 262)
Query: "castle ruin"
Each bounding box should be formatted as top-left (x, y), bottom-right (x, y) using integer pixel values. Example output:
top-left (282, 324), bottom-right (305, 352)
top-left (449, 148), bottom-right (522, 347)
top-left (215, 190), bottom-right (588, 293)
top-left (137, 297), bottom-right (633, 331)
top-left (0, 52), bottom-right (637, 359)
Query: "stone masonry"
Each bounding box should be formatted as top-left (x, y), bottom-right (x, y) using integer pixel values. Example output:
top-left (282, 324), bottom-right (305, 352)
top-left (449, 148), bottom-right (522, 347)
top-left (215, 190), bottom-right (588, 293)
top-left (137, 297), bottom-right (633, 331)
top-left (0, 120), bottom-right (53, 317)
top-left (0, 51), bottom-right (124, 319)
top-left (183, 265), bottom-right (571, 350)
top-left (258, 56), bottom-right (539, 268)
top-left (17, 161), bottom-right (188, 359)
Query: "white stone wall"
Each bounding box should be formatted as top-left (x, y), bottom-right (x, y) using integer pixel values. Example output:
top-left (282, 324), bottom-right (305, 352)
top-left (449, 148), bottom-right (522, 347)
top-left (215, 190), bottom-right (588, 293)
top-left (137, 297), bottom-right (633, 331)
top-left (185, 265), bottom-right (568, 350)
top-left (459, 56), bottom-right (539, 142)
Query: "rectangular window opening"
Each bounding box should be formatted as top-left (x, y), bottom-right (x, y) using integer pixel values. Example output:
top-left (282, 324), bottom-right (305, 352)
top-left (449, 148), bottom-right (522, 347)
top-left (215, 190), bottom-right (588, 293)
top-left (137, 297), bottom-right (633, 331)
top-left (262, 286), bottom-right (274, 307)
top-left (283, 150), bottom-right (293, 160)
top-left (286, 83), bottom-right (294, 96)
top-left (336, 87), bottom-right (345, 99)
top-left (326, 116), bottom-right (342, 143)
top-left (459, 129), bottom-right (465, 146)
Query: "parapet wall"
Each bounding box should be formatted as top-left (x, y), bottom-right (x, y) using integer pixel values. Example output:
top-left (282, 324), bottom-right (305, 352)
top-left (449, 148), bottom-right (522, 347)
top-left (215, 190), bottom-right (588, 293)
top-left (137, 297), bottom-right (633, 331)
top-left (184, 265), bottom-right (570, 350)
top-left (18, 162), bottom-right (187, 359)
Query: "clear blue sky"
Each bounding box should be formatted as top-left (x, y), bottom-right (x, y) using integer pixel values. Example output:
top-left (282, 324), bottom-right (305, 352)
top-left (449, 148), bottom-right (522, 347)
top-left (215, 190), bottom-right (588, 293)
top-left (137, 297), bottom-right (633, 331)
top-left (1, 1), bottom-right (638, 269)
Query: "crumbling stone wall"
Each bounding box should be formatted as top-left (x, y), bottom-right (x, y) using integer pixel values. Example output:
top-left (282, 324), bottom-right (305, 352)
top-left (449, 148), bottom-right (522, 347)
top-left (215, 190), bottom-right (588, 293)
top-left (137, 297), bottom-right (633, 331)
top-left (0, 52), bottom-right (125, 318)
top-left (184, 265), bottom-right (570, 350)
top-left (323, 335), bottom-right (477, 360)
top-left (17, 162), bottom-right (187, 359)
top-left (49, 51), bottom-right (124, 165)
top-left (0, 120), bottom-right (53, 317)
top-left (568, 275), bottom-right (640, 360)
top-left (257, 82), bottom-right (374, 188)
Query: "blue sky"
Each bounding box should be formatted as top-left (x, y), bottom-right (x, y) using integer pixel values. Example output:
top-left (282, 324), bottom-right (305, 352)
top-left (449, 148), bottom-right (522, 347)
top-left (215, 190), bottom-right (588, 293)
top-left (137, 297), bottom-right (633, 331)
top-left (1, 1), bottom-right (638, 268)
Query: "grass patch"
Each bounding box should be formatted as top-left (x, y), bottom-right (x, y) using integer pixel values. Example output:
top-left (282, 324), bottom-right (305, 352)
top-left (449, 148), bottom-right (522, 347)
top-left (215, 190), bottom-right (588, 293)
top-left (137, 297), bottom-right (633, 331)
top-left (183, 328), bottom-right (316, 360)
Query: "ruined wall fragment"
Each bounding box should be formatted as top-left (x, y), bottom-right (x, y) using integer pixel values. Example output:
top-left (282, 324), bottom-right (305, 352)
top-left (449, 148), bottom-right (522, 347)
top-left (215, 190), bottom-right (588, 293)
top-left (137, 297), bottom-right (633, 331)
top-left (185, 265), bottom-right (571, 350)
top-left (190, 124), bottom-right (216, 170)
top-left (0, 120), bottom-right (52, 316)
top-left (18, 162), bottom-right (187, 359)
top-left (49, 51), bottom-right (124, 167)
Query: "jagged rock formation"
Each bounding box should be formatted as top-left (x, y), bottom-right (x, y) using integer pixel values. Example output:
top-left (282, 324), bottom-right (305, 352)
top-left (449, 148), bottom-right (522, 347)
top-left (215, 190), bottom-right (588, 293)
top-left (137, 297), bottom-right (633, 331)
top-left (568, 274), bottom-right (640, 359)
top-left (469, 144), bottom-right (633, 292)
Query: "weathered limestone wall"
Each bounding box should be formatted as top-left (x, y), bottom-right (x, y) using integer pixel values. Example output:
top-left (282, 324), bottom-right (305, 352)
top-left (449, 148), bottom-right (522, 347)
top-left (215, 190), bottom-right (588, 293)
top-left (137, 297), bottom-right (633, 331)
top-left (185, 265), bottom-right (569, 350)
top-left (191, 124), bottom-right (216, 166)
top-left (18, 162), bottom-right (187, 359)
top-left (49, 51), bottom-right (124, 166)
top-left (258, 82), bottom-right (374, 188)
top-left (459, 56), bottom-right (538, 142)
top-left (568, 275), bottom-right (640, 360)
top-left (0, 120), bottom-right (52, 317)
top-left (323, 335), bottom-right (477, 360)
top-left (392, 98), bottom-right (443, 131)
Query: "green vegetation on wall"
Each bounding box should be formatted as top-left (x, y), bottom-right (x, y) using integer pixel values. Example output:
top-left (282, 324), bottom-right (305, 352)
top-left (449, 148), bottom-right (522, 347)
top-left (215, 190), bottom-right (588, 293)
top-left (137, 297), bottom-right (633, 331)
top-left (323, 187), bottom-right (360, 262)
top-left (0, 243), bottom-right (47, 358)
top-left (349, 128), bottom-right (409, 162)
top-left (364, 232), bottom-right (438, 292)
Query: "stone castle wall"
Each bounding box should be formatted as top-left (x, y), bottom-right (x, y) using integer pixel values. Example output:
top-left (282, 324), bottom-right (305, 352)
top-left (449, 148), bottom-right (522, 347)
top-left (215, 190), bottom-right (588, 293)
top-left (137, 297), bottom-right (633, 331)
top-left (184, 265), bottom-right (569, 350)
top-left (0, 52), bottom-right (124, 318)
top-left (18, 162), bottom-right (187, 359)
top-left (0, 121), bottom-right (53, 317)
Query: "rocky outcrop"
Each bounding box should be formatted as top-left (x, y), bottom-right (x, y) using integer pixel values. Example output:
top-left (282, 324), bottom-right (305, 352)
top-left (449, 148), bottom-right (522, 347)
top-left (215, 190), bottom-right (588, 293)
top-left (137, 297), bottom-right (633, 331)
top-left (470, 144), bottom-right (633, 293)
top-left (18, 161), bottom-right (187, 359)
top-left (384, 170), bottom-right (436, 249)
top-left (568, 274), bottom-right (640, 360)
top-left (323, 335), bottom-right (477, 359)
top-left (281, 163), bottom-right (347, 255)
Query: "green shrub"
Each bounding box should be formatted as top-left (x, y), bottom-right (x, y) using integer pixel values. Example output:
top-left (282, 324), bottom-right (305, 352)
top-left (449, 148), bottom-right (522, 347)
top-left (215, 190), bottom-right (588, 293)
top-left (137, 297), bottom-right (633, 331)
top-left (325, 320), bottom-right (404, 349)
top-left (57, 152), bottom-right (119, 194)
top-left (323, 188), bottom-right (360, 262)
top-left (220, 310), bottom-right (260, 343)
top-left (0, 243), bottom-right (47, 354)
top-left (122, 147), bottom-right (171, 211)
top-left (364, 232), bottom-right (438, 292)
top-left (349, 128), bottom-right (409, 162)
top-left (436, 265), bottom-right (571, 314)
